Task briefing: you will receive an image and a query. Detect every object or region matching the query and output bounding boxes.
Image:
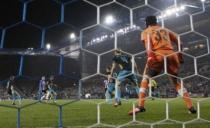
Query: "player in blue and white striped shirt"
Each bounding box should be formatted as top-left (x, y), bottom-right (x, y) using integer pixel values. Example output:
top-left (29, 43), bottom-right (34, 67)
top-left (39, 76), bottom-right (47, 100)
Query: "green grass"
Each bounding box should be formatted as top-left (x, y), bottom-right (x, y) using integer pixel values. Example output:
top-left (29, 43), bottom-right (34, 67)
top-left (0, 98), bottom-right (210, 128)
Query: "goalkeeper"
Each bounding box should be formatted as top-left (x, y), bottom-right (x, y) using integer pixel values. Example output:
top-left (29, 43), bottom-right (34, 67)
top-left (129, 16), bottom-right (196, 115)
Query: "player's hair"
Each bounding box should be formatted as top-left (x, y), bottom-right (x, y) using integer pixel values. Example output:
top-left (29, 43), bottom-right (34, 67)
top-left (145, 15), bottom-right (157, 28)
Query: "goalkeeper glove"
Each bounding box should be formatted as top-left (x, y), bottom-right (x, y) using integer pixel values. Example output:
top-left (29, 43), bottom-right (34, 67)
top-left (147, 51), bottom-right (157, 67)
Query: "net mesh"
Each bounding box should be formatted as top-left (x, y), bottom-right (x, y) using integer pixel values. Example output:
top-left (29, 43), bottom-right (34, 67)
top-left (0, 0), bottom-right (210, 127)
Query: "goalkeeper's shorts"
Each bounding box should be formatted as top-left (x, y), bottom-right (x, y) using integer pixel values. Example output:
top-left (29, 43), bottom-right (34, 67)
top-left (147, 50), bottom-right (180, 76)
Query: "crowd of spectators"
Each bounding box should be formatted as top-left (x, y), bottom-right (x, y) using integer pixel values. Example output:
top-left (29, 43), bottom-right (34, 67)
top-left (0, 52), bottom-right (209, 100)
top-left (0, 66), bottom-right (209, 100)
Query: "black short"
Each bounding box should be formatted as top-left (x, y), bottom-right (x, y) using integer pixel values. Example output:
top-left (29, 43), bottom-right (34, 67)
top-left (7, 89), bottom-right (12, 95)
top-left (147, 69), bottom-right (159, 77)
top-left (42, 89), bottom-right (47, 93)
top-left (105, 88), bottom-right (107, 93)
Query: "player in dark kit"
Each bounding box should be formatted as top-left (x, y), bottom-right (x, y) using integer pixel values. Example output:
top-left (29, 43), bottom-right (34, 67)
top-left (46, 76), bottom-right (57, 102)
top-left (6, 76), bottom-right (21, 105)
top-left (109, 50), bottom-right (139, 107)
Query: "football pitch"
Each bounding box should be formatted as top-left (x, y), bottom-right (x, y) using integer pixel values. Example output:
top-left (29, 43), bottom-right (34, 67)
top-left (0, 98), bottom-right (210, 128)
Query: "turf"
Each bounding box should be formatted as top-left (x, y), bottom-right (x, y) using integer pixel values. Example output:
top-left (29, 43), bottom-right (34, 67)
top-left (0, 98), bottom-right (210, 128)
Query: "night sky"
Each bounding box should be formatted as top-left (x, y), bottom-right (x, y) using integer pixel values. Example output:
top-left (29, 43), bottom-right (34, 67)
top-left (0, 0), bottom-right (97, 49)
